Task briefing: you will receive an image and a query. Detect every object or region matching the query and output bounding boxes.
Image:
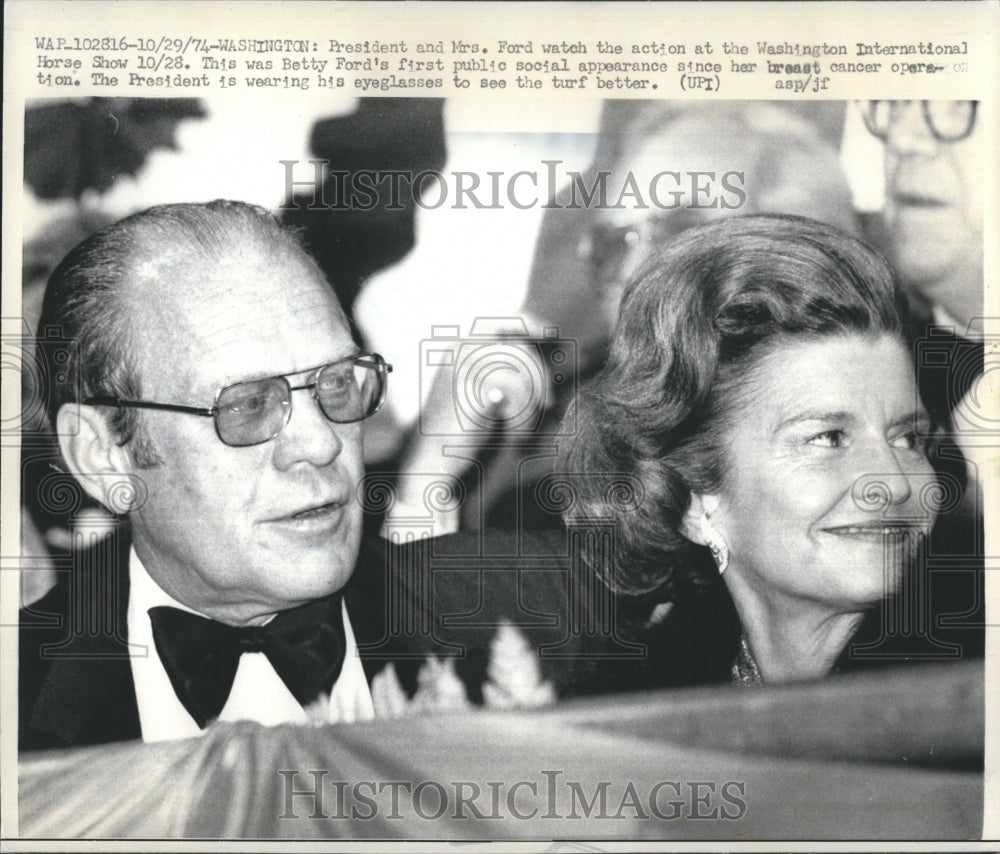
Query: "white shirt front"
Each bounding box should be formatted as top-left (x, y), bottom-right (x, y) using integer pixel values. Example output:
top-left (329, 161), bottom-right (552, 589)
top-left (127, 548), bottom-right (374, 742)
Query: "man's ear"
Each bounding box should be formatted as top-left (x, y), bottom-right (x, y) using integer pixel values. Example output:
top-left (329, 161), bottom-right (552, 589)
top-left (681, 493), bottom-right (720, 545)
top-left (55, 403), bottom-right (135, 512)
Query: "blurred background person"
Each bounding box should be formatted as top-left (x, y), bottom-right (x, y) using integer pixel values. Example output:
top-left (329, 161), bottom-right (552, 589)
top-left (860, 99), bottom-right (988, 664)
top-left (861, 100), bottom-right (988, 489)
top-left (866, 100), bottom-right (982, 336)
top-left (567, 101), bottom-right (858, 358)
top-left (561, 215), bottom-right (943, 688)
top-left (385, 101), bottom-right (860, 536)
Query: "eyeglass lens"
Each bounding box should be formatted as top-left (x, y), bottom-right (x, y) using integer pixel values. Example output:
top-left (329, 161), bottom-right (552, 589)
top-left (867, 101), bottom-right (975, 142)
top-left (214, 357), bottom-right (384, 446)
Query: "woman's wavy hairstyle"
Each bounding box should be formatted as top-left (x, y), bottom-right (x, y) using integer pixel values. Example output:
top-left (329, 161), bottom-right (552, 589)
top-left (558, 214), bottom-right (909, 599)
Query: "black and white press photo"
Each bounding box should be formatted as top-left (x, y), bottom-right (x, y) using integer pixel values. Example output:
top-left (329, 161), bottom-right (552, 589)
top-left (3, 1), bottom-right (995, 847)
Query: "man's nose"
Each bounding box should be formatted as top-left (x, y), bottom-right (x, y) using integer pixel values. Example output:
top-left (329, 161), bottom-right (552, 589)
top-left (885, 102), bottom-right (939, 157)
top-left (272, 389), bottom-right (344, 470)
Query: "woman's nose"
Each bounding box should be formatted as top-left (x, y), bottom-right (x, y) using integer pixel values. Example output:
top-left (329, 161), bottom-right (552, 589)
top-left (852, 442), bottom-right (922, 513)
top-left (887, 469), bottom-right (915, 506)
top-left (854, 471), bottom-right (914, 513)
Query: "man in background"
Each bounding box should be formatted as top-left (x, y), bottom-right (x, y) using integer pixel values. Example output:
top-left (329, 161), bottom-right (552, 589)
top-left (861, 99), bottom-right (987, 663)
top-left (864, 100), bottom-right (987, 469)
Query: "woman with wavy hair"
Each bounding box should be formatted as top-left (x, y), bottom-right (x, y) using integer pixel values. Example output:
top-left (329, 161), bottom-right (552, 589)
top-left (560, 214), bottom-right (940, 686)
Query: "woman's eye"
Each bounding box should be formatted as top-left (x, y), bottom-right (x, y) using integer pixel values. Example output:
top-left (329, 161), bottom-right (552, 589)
top-left (892, 430), bottom-right (927, 452)
top-left (809, 430), bottom-right (845, 448)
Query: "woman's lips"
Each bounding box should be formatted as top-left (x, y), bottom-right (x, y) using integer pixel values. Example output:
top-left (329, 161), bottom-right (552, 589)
top-left (823, 522), bottom-right (926, 541)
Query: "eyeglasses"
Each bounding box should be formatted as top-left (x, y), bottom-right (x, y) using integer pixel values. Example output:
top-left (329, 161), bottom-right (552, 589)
top-left (580, 210), bottom-right (711, 291)
top-left (861, 100), bottom-right (978, 143)
top-left (85, 353), bottom-right (392, 447)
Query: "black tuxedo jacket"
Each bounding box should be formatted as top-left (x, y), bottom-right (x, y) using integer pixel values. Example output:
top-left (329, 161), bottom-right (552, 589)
top-left (21, 522), bottom-right (984, 752)
top-left (19, 526), bottom-right (611, 752)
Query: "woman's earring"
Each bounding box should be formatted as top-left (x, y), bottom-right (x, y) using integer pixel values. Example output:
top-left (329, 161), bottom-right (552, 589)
top-left (700, 514), bottom-right (730, 575)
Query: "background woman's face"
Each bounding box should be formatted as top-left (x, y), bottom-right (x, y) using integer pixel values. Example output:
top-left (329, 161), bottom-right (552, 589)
top-left (710, 333), bottom-right (936, 612)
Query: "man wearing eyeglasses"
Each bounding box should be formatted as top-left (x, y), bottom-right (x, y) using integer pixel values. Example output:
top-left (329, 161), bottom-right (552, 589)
top-left (858, 100), bottom-right (986, 664)
top-left (863, 100), bottom-right (982, 337)
top-left (20, 200), bottom-right (395, 748)
top-left (862, 101), bottom-right (985, 488)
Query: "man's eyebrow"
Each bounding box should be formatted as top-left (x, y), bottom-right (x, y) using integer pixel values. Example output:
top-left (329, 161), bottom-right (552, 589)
top-left (221, 349), bottom-right (362, 387)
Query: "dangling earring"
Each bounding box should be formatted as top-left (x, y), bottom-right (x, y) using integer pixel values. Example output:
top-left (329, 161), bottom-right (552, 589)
top-left (700, 511), bottom-right (729, 575)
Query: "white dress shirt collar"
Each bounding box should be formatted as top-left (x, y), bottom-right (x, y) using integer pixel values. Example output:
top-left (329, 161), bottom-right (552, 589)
top-left (127, 547), bottom-right (373, 742)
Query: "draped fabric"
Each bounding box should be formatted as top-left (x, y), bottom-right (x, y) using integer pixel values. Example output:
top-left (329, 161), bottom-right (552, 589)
top-left (19, 661), bottom-right (982, 839)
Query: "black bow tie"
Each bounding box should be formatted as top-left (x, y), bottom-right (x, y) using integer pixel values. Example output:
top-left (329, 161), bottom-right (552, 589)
top-left (148, 595), bottom-right (347, 728)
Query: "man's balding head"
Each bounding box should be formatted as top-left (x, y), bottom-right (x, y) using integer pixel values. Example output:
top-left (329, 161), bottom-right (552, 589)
top-left (39, 200), bottom-right (344, 464)
top-left (42, 200), bottom-right (366, 624)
